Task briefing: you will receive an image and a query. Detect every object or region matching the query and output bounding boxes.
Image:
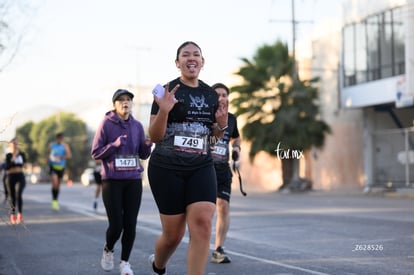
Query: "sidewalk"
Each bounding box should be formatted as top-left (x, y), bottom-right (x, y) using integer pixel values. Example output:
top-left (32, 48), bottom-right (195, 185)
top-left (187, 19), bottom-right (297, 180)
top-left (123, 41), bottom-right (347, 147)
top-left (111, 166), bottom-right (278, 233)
top-left (275, 186), bottom-right (414, 199)
top-left (352, 186), bottom-right (414, 199)
top-left (381, 188), bottom-right (414, 199)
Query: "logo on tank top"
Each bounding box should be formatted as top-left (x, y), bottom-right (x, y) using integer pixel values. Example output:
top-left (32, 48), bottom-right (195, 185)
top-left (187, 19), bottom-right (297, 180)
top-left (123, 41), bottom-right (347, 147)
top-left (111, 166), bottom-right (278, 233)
top-left (189, 94), bottom-right (208, 110)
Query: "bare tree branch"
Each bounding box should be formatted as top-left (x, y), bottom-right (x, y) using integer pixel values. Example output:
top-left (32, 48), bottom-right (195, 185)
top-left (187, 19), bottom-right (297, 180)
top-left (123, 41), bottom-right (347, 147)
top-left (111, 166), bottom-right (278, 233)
top-left (0, 112), bottom-right (17, 136)
top-left (0, 0), bottom-right (40, 71)
top-left (0, 21), bottom-right (24, 72)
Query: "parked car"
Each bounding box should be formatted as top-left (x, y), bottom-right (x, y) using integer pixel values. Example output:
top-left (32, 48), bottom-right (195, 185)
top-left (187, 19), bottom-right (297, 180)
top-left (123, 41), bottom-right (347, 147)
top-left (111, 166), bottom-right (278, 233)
top-left (27, 173), bottom-right (49, 184)
top-left (80, 168), bottom-right (95, 186)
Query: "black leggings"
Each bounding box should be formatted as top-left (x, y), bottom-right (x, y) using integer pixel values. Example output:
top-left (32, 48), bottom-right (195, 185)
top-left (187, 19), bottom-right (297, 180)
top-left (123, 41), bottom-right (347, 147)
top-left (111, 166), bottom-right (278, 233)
top-left (102, 179), bottom-right (142, 261)
top-left (6, 172), bottom-right (26, 214)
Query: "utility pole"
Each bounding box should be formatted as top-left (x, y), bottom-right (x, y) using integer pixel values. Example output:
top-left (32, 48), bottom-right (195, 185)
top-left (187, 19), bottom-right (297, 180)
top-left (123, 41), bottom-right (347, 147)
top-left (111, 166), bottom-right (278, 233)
top-left (291, 0), bottom-right (297, 81)
top-left (269, 0), bottom-right (313, 184)
top-left (269, 0), bottom-right (313, 82)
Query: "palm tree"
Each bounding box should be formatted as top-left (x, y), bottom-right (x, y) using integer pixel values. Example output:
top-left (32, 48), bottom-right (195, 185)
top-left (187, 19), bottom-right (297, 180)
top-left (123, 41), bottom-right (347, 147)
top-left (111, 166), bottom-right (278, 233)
top-left (231, 40), bottom-right (331, 190)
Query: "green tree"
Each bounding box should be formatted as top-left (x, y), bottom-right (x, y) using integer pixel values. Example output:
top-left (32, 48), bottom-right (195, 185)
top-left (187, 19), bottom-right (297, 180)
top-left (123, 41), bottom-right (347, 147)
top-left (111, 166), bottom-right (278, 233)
top-left (15, 121), bottom-right (37, 163)
top-left (30, 112), bottom-right (89, 181)
top-left (231, 40), bottom-right (331, 190)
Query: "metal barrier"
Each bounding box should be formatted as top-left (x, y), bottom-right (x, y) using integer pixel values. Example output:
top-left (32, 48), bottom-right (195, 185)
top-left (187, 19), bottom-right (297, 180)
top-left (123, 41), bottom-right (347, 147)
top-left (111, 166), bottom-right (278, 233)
top-left (372, 127), bottom-right (414, 188)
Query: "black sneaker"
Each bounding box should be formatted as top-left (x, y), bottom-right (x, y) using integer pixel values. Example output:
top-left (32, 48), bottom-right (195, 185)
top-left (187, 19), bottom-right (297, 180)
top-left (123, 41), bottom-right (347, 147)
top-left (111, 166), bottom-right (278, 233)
top-left (211, 246), bottom-right (231, 263)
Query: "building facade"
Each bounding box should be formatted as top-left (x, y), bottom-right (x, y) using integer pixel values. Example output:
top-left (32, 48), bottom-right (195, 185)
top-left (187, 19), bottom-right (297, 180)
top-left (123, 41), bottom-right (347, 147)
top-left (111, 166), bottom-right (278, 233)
top-left (310, 0), bottom-right (414, 191)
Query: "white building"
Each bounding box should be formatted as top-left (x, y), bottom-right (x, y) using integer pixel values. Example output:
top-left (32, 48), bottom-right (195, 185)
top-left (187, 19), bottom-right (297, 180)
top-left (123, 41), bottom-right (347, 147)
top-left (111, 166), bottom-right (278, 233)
top-left (309, 0), bottom-right (414, 191)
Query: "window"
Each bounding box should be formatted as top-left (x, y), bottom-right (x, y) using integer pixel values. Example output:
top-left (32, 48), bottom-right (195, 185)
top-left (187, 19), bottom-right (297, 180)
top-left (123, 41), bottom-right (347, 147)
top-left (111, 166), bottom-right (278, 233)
top-left (343, 25), bottom-right (355, 86)
top-left (367, 15), bottom-right (380, 81)
top-left (380, 11), bottom-right (393, 78)
top-left (342, 6), bottom-right (405, 87)
top-left (393, 7), bottom-right (405, 75)
top-left (355, 22), bottom-right (367, 83)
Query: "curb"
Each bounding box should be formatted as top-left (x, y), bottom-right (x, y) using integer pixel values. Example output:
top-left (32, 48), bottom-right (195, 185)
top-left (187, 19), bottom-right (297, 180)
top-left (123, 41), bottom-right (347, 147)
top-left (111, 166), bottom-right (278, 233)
top-left (383, 192), bottom-right (414, 199)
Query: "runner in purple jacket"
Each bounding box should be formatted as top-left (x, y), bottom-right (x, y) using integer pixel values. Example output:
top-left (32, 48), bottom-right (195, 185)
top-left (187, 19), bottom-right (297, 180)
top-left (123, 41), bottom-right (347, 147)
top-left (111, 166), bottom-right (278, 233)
top-left (91, 89), bottom-right (152, 275)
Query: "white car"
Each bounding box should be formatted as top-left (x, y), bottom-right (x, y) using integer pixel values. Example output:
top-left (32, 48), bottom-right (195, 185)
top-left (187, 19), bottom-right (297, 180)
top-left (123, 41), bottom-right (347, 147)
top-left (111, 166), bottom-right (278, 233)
top-left (80, 168), bottom-right (95, 186)
top-left (27, 173), bottom-right (49, 184)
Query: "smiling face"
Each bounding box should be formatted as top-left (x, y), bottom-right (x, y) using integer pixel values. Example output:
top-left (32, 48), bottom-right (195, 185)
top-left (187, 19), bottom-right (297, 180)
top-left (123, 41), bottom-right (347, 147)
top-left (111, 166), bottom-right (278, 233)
top-left (113, 94), bottom-right (133, 119)
top-left (215, 87), bottom-right (229, 110)
top-left (175, 43), bottom-right (204, 84)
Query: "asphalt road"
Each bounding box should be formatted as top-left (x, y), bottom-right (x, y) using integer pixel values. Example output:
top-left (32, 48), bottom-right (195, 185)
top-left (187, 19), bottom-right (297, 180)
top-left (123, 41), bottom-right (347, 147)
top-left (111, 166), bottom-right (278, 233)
top-left (1, 183), bottom-right (414, 275)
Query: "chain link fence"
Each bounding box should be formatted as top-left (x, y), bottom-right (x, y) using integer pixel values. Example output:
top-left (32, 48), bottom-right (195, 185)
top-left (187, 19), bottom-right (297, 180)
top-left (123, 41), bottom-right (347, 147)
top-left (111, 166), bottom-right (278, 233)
top-left (373, 127), bottom-right (414, 188)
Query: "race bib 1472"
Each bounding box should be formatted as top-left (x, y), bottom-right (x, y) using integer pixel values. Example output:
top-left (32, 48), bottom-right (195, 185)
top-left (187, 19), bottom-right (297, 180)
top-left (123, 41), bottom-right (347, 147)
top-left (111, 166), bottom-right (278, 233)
top-left (114, 155), bottom-right (138, 171)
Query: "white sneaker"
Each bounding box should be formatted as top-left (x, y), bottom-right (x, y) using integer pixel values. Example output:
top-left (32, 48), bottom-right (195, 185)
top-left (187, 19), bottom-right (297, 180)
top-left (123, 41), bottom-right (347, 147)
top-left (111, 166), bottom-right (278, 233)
top-left (148, 254), bottom-right (167, 275)
top-left (148, 254), bottom-right (156, 275)
top-left (100, 247), bottom-right (114, 271)
top-left (120, 261), bottom-right (133, 275)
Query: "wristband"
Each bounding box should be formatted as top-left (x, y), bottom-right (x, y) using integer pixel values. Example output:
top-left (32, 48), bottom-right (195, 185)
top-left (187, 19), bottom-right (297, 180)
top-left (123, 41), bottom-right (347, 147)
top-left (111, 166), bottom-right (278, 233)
top-left (217, 124), bottom-right (228, 132)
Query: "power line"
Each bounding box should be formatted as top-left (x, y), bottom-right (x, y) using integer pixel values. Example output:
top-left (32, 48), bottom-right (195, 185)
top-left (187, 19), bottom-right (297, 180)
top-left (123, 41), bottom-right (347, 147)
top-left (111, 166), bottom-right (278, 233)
top-left (269, 0), bottom-right (314, 81)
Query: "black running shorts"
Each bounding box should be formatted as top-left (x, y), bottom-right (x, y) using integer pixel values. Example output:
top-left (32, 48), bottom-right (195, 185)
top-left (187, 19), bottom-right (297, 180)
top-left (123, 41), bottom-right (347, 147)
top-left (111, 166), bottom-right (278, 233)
top-left (148, 164), bottom-right (217, 215)
top-left (215, 165), bottom-right (232, 202)
top-left (49, 165), bottom-right (65, 179)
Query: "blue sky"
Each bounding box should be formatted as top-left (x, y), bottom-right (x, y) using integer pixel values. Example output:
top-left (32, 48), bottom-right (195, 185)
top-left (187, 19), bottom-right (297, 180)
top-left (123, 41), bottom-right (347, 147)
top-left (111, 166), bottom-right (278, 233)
top-left (0, 0), bottom-right (341, 124)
